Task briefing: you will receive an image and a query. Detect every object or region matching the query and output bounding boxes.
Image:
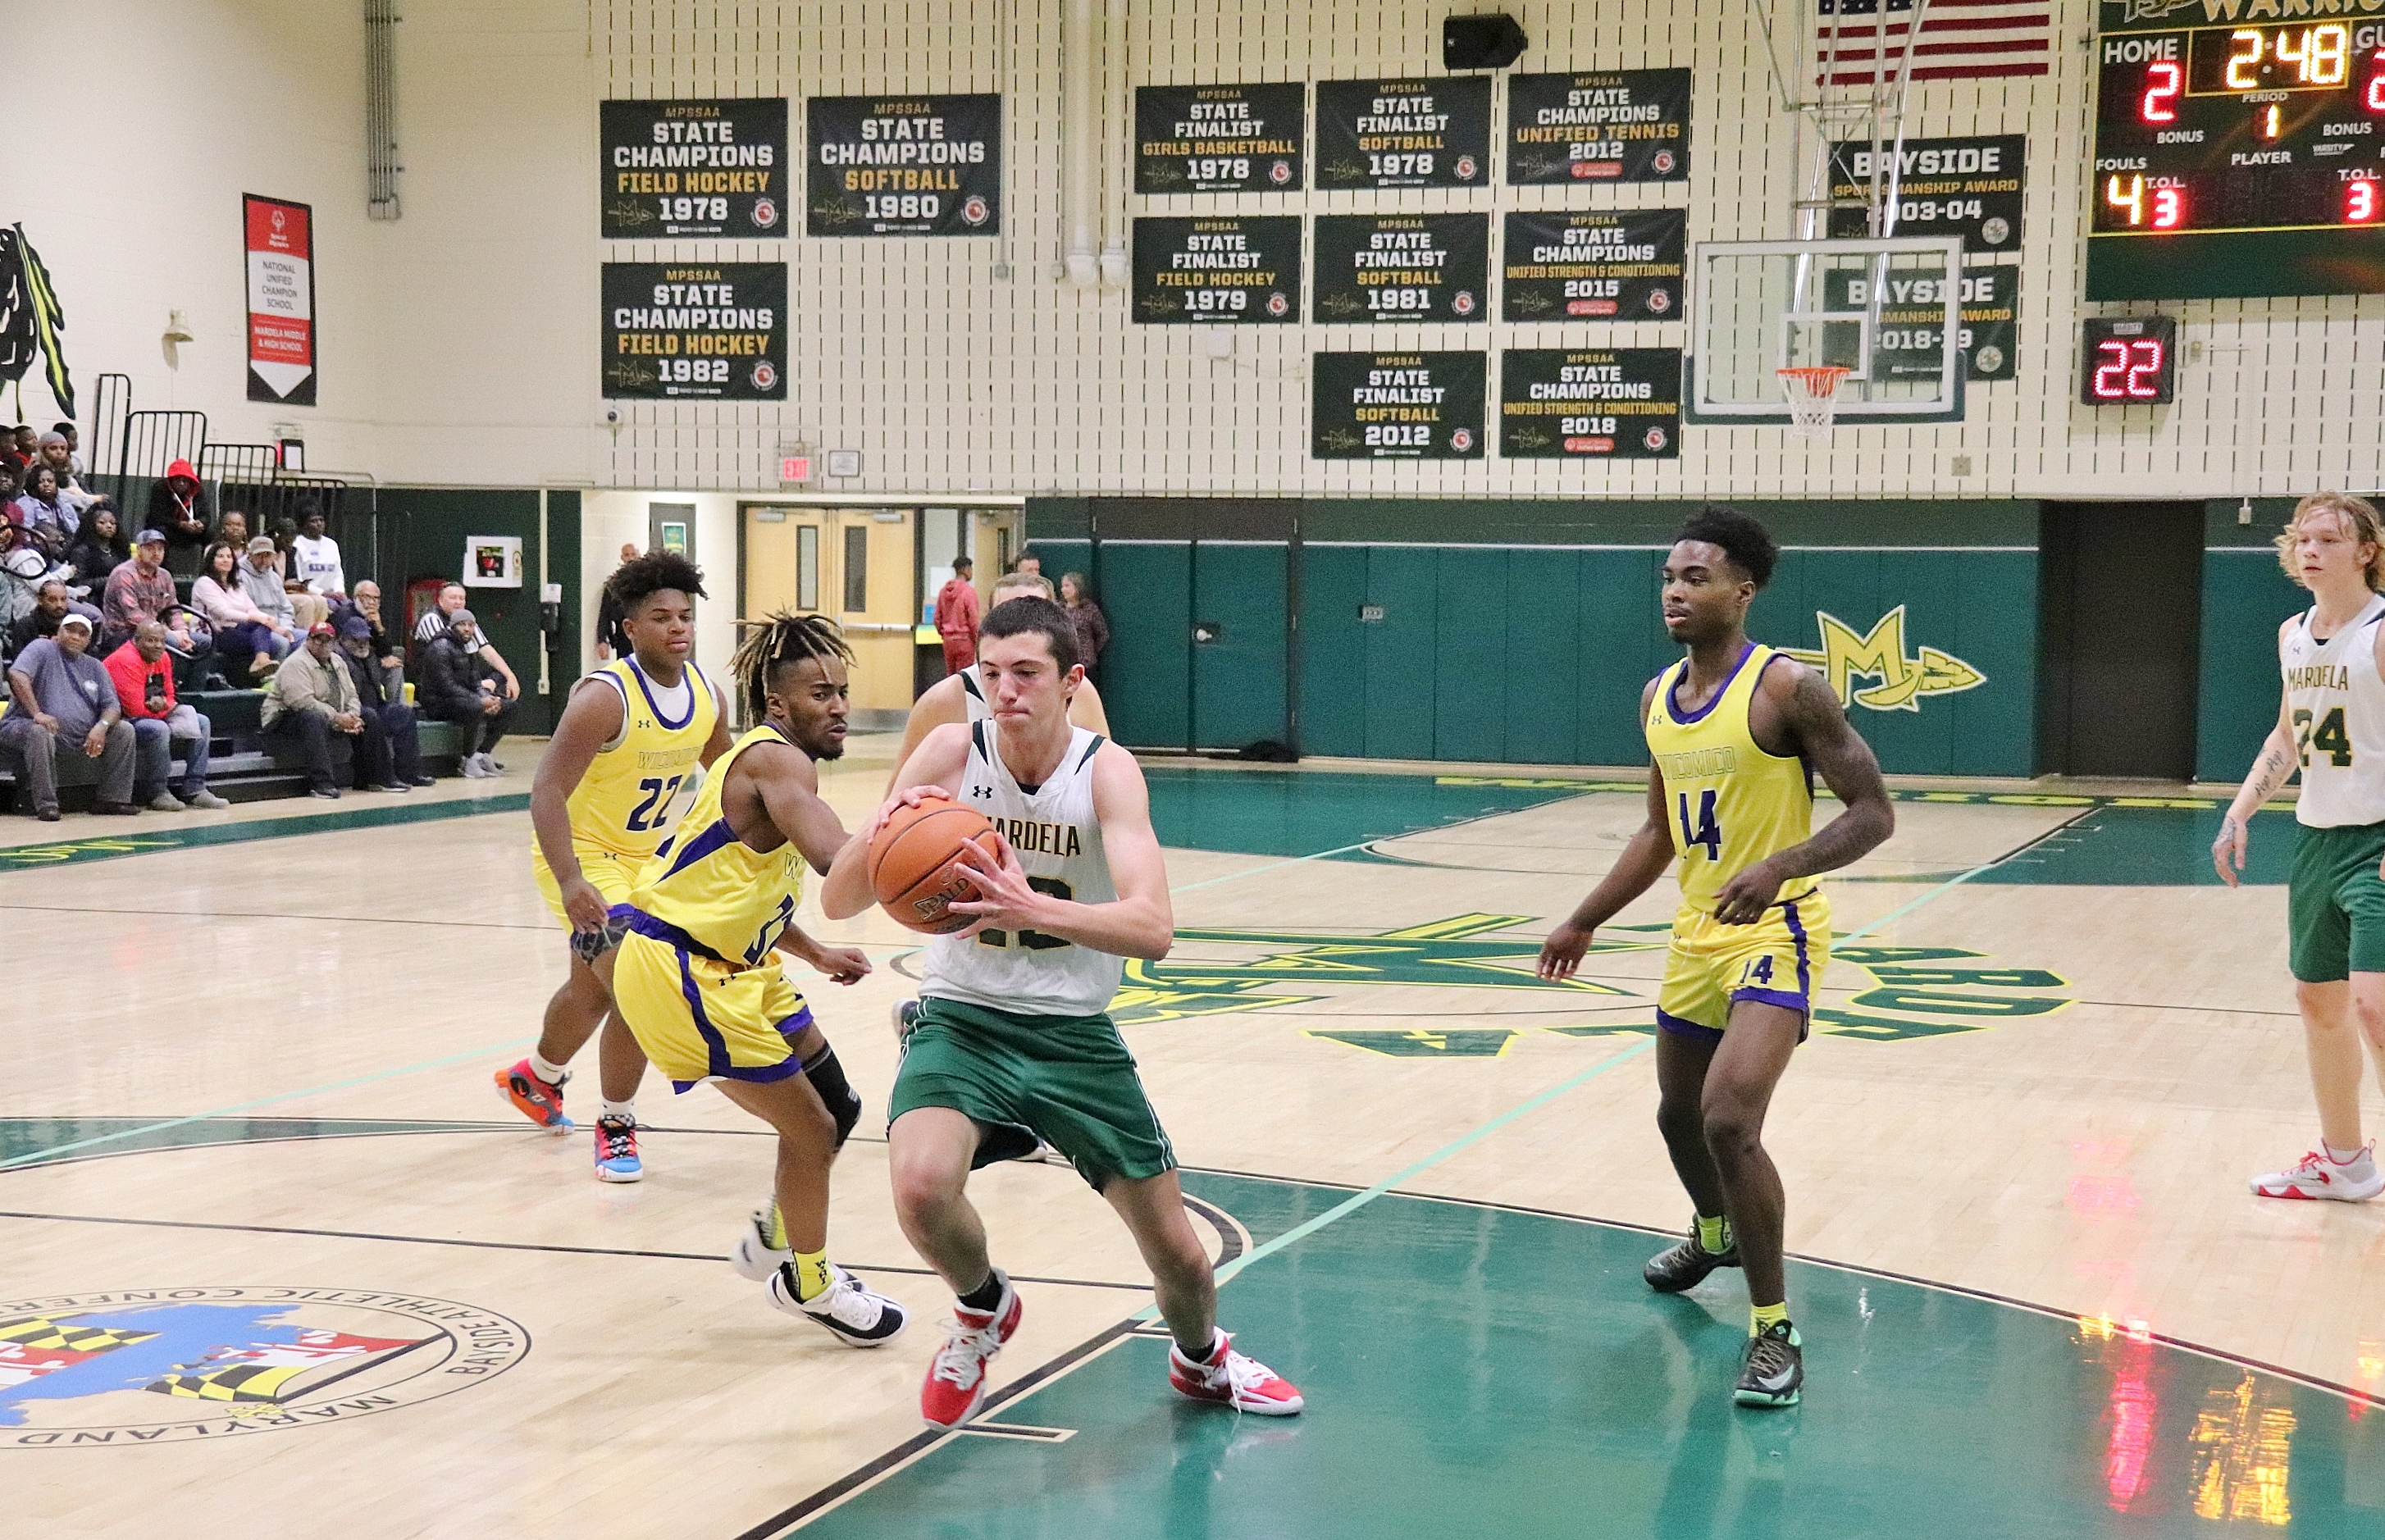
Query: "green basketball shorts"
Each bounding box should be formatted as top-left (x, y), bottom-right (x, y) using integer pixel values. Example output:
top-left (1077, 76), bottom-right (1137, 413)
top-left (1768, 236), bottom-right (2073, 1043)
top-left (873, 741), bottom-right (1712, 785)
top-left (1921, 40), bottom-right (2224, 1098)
top-left (888, 996), bottom-right (1177, 1189)
top-left (2288, 820), bottom-right (2385, 982)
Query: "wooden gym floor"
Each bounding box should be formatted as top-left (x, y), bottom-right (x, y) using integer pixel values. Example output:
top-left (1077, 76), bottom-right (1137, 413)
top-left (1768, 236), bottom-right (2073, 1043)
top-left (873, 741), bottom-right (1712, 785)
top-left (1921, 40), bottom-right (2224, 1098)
top-left (3, 738), bottom-right (2381, 1538)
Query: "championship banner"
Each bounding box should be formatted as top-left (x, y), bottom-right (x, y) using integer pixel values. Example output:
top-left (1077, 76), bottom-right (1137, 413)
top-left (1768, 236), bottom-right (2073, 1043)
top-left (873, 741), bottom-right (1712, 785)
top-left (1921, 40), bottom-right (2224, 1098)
top-left (600, 98), bottom-right (787, 239)
top-left (1501, 209), bottom-right (1685, 322)
top-left (244, 195), bottom-right (315, 406)
top-left (1129, 216), bottom-right (1301, 324)
top-left (1819, 262), bottom-right (2018, 383)
top-left (806, 95), bottom-right (1001, 236)
top-left (1133, 83), bottom-right (1305, 193)
top-left (1311, 214), bottom-right (1489, 325)
top-left (1311, 351), bottom-right (1486, 460)
top-left (1505, 70), bottom-right (1690, 184)
top-left (1826, 134), bottom-right (2025, 255)
top-left (1498, 348), bottom-right (1683, 459)
top-left (1313, 76), bottom-right (1491, 190)
top-left (601, 263), bottom-right (786, 399)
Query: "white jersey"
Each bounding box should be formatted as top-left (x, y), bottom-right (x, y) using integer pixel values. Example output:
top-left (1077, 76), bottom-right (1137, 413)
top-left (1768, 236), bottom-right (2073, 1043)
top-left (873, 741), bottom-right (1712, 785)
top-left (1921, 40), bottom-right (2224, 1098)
top-left (921, 722), bottom-right (1123, 1018)
top-left (2283, 594), bottom-right (2385, 827)
top-left (957, 663), bottom-right (992, 722)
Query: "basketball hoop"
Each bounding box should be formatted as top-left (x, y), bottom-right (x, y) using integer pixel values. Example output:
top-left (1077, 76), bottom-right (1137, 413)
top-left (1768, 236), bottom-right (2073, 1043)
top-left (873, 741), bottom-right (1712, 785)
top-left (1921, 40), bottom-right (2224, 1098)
top-left (1776, 366), bottom-right (1852, 439)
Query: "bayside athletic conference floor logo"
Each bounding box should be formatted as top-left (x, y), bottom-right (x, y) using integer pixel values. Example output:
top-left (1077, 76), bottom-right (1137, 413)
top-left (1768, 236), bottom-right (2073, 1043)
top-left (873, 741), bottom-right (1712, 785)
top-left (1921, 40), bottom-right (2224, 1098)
top-left (0, 1287), bottom-right (529, 1447)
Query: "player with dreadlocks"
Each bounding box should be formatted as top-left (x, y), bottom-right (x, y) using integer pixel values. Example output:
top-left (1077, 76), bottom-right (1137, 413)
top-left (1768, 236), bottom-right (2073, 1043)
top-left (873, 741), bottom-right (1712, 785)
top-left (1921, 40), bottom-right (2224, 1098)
top-left (504, 549), bottom-right (732, 1181)
top-left (609, 609), bottom-right (909, 1345)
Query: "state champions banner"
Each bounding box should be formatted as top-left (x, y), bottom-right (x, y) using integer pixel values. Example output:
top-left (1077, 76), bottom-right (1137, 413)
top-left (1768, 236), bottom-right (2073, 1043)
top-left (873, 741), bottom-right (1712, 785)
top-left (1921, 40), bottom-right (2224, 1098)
top-left (244, 195), bottom-right (316, 405)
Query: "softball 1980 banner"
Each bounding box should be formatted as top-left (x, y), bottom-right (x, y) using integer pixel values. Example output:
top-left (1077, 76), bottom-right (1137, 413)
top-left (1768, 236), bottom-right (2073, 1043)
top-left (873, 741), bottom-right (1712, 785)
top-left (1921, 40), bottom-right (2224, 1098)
top-left (601, 262), bottom-right (786, 400)
top-left (1312, 76), bottom-right (1491, 190)
top-left (1312, 351), bottom-right (1486, 461)
top-left (1505, 70), bottom-right (1690, 184)
top-left (1134, 83), bottom-right (1305, 193)
top-left (1501, 208), bottom-right (1685, 322)
top-left (600, 98), bottom-right (787, 238)
top-left (1498, 348), bottom-right (1682, 459)
top-left (806, 94), bottom-right (1001, 236)
top-left (1130, 216), bottom-right (1301, 324)
top-left (1311, 214), bottom-right (1488, 325)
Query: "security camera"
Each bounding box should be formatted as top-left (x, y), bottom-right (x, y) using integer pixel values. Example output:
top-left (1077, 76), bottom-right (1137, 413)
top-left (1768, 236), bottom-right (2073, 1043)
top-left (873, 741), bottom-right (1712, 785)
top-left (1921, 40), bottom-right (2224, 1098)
top-left (602, 407), bottom-right (622, 427)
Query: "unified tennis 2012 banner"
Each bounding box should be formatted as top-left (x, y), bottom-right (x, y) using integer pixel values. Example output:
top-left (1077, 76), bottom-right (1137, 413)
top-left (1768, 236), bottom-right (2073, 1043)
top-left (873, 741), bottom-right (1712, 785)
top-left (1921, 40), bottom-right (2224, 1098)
top-left (244, 194), bottom-right (315, 406)
top-left (601, 263), bottom-right (786, 400)
top-left (806, 95), bottom-right (1001, 236)
top-left (600, 98), bottom-right (787, 239)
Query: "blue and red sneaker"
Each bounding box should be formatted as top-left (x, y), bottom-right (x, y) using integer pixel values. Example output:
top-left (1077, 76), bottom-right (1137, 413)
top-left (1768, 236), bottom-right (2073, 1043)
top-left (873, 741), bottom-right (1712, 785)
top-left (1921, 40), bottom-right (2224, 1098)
top-left (593, 1116), bottom-right (643, 1182)
top-left (495, 1059), bottom-right (572, 1132)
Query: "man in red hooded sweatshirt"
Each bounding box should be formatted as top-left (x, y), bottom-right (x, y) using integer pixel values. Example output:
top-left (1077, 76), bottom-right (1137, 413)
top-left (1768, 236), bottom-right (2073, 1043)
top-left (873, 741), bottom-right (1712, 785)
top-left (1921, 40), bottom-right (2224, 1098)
top-left (147, 458), bottom-right (211, 572)
top-left (933, 555), bottom-right (980, 677)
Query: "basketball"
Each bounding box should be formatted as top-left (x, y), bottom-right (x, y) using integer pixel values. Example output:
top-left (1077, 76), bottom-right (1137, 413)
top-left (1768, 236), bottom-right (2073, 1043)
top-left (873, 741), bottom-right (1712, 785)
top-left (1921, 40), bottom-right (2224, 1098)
top-left (869, 795), bottom-right (1001, 934)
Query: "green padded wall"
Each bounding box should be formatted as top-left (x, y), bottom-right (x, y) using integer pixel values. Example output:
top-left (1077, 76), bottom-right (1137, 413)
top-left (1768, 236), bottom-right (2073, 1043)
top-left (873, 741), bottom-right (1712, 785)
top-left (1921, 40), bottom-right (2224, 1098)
top-left (1192, 543), bottom-right (1290, 749)
top-left (1097, 542), bottom-right (1191, 749)
top-left (2196, 499), bottom-right (2304, 783)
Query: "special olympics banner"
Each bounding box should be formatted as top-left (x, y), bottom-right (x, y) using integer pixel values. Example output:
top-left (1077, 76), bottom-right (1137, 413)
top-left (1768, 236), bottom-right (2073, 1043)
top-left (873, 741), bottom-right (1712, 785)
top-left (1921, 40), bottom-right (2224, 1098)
top-left (244, 195), bottom-right (315, 405)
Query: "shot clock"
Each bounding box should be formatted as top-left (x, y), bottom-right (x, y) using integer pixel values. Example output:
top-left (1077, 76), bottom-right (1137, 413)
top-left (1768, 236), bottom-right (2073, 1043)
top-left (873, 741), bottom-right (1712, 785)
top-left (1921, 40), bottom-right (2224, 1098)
top-left (2078, 317), bottom-right (2178, 407)
top-left (2088, 17), bottom-right (2385, 299)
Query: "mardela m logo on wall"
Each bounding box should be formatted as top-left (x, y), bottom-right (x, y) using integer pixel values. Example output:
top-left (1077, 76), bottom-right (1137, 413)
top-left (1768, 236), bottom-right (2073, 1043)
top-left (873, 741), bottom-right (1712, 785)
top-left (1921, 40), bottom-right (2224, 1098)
top-left (1782, 605), bottom-right (1985, 712)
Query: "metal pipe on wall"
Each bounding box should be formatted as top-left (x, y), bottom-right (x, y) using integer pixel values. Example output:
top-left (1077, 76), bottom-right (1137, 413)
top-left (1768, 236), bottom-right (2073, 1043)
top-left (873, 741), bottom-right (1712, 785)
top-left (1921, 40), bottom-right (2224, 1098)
top-left (1061, 0), bottom-right (1099, 286)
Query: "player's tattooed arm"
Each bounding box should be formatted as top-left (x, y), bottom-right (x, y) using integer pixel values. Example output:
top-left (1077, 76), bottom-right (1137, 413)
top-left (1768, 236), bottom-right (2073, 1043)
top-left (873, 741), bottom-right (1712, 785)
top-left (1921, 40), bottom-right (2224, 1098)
top-left (1712, 665), bottom-right (1895, 924)
top-left (2214, 686), bottom-right (2296, 887)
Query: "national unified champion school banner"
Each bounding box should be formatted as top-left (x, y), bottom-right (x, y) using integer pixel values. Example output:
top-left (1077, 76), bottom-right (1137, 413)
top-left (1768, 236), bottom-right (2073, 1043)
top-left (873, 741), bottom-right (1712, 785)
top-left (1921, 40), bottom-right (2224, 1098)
top-left (244, 194), bottom-right (316, 405)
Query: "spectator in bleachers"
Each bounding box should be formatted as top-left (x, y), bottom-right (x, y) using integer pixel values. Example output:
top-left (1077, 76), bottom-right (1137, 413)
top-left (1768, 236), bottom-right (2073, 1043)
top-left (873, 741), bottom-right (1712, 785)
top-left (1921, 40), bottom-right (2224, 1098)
top-left (420, 608), bottom-right (517, 778)
top-left (411, 581), bottom-right (522, 700)
top-left (107, 620), bottom-right (227, 811)
top-left (237, 535), bottom-right (296, 636)
top-left (192, 541), bottom-right (290, 679)
top-left (217, 509), bottom-right (250, 551)
top-left (336, 614), bottom-right (428, 791)
top-left (14, 465), bottom-right (77, 557)
top-left (290, 501), bottom-right (344, 599)
top-left (62, 501), bottom-right (130, 590)
top-left (262, 622), bottom-right (366, 800)
top-left (5, 425), bottom-right (37, 471)
top-left (101, 529), bottom-right (177, 647)
top-left (1, 613), bottom-right (136, 819)
top-left (148, 459), bottom-right (211, 566)
top-left (0, 463), bottom-right (20, 513)
top-left (52, 422), bottom-right (83, 478)
top-left (8, 579), bottom-right (75, 657)
top-left (156, 601), bottom-right (217, 692)
top-left (333, 579), bottom-right (404, 696)
top-left (36, 434), bottom-right (89, 517)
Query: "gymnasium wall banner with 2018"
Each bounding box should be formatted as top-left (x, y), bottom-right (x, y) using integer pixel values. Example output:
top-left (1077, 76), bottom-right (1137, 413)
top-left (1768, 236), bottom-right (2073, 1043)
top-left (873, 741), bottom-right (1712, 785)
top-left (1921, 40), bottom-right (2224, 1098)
top-left (601, 262), bottom-right (787, 400)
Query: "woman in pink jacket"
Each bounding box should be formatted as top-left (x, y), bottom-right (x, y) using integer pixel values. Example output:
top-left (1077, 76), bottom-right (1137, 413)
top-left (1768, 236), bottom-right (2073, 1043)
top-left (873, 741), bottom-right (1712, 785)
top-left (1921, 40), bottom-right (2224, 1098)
top-left (191, 541), bottom-right (291, 678)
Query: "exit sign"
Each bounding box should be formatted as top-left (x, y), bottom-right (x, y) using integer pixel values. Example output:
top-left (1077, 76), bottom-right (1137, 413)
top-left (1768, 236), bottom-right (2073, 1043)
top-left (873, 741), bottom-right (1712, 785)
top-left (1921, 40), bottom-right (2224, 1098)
top-left (778, 453), bottom-right (812, 485)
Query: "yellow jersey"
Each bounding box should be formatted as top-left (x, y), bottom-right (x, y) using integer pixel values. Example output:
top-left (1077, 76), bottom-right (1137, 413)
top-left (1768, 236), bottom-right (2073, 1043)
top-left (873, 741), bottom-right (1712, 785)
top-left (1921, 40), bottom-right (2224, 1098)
top-left (542, 657), bottom-right (720, 864)
top-left (627, 725), bottom-right (805, 969)
top-left (1644, 643), bottom-right (1816, 914)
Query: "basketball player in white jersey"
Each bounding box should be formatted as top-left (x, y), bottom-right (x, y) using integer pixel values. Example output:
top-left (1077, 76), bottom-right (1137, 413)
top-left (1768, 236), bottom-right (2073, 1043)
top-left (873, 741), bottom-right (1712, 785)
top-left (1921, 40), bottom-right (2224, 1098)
top-left (821, 597), bottom-right (1303, 1428)
top-left (2214, 490), bottom-right (2385, 1201)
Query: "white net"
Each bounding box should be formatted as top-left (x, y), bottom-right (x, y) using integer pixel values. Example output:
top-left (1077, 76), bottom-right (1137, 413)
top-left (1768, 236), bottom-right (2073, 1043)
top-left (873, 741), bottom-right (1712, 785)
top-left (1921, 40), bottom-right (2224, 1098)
top-left (1776, 366), bottom-right (1852, 439)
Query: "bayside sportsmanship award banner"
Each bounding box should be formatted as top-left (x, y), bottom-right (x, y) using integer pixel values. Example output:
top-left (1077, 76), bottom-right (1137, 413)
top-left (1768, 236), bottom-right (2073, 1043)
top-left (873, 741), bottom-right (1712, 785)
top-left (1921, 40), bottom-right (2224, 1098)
top-left (601, 263), bottom-right (786, 399)
top-left (1501, 209), bottom-right (1685, 322)
top-left (1820, 262), bottom-right (2018, 384)
top-left (244, 194), bottom-right (316, 406)
top-left (1311, 352), bottom-right (1486, 460)
top-left (1130, 217), bottom-right (1300, 323)
top-left (1311, 214), bottom-right (1488, 325)
top-left (1826, 134), bottom-right (2025, 255)
top-left (1506, 71), bottom-right (1690, 184)
top-left (600, 98), bottom-right (787, 238)
top-left (807, 94), bottom-right (1001, 236)
top-left (1499, 349), bottom-right (1682, 459)
top-left (1134, 83), bottom-right (1305, 193)
top-left (1313, 76), bottom-right (1491, 190)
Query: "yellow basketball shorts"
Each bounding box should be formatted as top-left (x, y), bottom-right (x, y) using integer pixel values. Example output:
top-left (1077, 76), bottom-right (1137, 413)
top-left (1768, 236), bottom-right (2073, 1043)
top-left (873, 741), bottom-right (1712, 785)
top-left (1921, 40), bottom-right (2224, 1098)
top-left (612, 931), bottom-right (818, 1092)
top-left (531, 845), bottom-right (642, 931)
top-left (1655, 891), bottom-right (1831, 1044)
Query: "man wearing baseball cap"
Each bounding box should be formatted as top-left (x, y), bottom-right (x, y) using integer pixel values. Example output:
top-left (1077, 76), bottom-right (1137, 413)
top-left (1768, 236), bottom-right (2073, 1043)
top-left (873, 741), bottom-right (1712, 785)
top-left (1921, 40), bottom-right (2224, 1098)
top-left (101, 527), bottom-right (179, 648)
top-left (335, 612), bottom-right (429, 791)
top-left (1, 612), bottom-right (138, 818)
top-left (261, 621), bottom-right (369, 799)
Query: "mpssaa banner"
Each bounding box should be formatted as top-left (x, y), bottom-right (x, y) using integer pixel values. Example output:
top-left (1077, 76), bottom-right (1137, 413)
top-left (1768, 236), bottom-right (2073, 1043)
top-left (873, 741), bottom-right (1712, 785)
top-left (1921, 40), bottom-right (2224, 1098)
top-left (1499, 348), bottom-right (1683, 459)
top-left (1130, 217), bottom-right (1301, 323)
top-left (1502, 209), bottom-right (1685, 322)
top-left (1134, 84), bottom-right (1305, 193)
top-left (1313, 76), bottom-right (1491, 190)
top-left (1312, 351), bottom-right (1486, 460)
top-left (807, 95), bottom-right (1001, 236)
top-left (600, 98), bottom-right (787, 239)
top-left (601, 263), bottom-right (786, 400)
top-left (1506, 70), bottom-right (1690, 184)
top-left (1311, 214), bottom-right (1489, 325)
top-left (244, 195), bottom-right (315, 406)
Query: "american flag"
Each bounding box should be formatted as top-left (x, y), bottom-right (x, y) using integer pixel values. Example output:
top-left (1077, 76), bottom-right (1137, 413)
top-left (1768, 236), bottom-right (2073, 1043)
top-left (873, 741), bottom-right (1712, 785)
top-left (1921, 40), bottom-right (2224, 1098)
top-left (1815, 0), bottom-right (2051, 85)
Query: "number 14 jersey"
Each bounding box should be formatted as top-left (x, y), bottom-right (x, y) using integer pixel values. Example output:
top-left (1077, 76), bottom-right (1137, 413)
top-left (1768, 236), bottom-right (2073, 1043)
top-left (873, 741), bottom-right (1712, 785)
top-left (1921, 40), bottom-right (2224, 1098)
top-left (1644, 643), bottom-right (1818, 916)
top-left (2283, 595), bottom-right (2385, 829)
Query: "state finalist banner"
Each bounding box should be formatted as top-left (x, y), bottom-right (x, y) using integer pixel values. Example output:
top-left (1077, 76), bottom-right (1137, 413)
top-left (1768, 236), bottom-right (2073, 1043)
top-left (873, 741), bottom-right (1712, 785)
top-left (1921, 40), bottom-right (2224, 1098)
top-left (1134, 83), bottom-right (1306, 193)
top-left (1312, 351), bottom-right (1486, 460)
top-left (1311, 213), bottom-right (1489, 325)
top-left (1498, 348), bottom-right (1682, 460)
top-left (600, 98), bottom-right (787, 238)
top-left (601, 263), bottom-right (786, 400)
top-left (244, 194), bottom-right (315, 406)
top-left (806, 94), bottom-right (1001, 236)
top-left (1130, 216), bottom-right (1301, 323)
top-left (1312, 76), bottom-right (1491, 190)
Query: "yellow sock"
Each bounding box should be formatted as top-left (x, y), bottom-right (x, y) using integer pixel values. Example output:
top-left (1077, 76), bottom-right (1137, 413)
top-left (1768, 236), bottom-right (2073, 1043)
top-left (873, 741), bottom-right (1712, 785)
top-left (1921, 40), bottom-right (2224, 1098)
top-left (1750, 1301), bottom-right (1790, 1337)
top-left (793, 1249), bottom-right (833, 1302)
top-left (1695, 1214), bottom-right (1731, 1255)
top-left (764, 1201), bottom-right (788, 1251)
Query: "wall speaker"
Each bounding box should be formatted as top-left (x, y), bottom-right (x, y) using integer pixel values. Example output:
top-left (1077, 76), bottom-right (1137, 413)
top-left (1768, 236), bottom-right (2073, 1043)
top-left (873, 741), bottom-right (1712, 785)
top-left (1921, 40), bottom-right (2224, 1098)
top-left (1443, 14), bottom-right (1527, 70)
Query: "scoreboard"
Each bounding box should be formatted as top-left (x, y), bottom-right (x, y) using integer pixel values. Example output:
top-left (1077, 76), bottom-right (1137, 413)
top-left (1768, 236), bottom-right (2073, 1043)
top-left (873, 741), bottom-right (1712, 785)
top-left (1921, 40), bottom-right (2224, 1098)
top-left (2089, 16), bottom-right (2385, 299)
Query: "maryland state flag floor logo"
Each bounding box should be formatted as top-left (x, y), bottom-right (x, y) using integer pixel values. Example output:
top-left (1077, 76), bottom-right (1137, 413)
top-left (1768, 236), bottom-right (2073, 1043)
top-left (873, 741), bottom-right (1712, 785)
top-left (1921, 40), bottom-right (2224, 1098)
top-left (0, 1287), bottom-right (528, 1447)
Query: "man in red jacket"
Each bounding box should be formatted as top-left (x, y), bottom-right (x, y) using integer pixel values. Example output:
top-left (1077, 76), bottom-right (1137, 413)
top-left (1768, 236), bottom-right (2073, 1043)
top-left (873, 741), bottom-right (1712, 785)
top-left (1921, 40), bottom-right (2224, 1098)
top-left (934, 555), bottom-right (980, 677)
top-left (105, 620), bottom-right (227, 810)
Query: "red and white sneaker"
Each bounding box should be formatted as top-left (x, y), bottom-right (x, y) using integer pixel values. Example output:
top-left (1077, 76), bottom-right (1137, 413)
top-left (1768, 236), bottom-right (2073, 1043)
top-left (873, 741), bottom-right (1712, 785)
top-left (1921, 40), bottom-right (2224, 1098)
top-left (919, 1272), bottom-right (1022, 1428)
top-left (495, 1059), bottom-right (572, 1132)
top-left (2250, 1144), bottom-right (2383, 1201)
top-left (1168, 1333), bottom-right (1303, 1415)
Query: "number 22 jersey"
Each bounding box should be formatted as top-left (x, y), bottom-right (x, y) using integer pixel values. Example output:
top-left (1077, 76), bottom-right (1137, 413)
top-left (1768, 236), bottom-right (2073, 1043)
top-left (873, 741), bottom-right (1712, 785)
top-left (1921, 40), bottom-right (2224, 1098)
top-left (536, 657), bottom-right (719, 869)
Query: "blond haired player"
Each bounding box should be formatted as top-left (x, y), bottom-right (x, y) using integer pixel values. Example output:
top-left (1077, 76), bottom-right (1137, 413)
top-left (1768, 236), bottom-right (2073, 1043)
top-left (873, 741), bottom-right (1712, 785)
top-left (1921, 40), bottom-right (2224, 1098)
top-left (500, 551), bottom-right (732, 1182)
top-left (2214, 491), bottom-right (2385, 1203)
top-left (1538, 505), bottom-right (1893, 1410)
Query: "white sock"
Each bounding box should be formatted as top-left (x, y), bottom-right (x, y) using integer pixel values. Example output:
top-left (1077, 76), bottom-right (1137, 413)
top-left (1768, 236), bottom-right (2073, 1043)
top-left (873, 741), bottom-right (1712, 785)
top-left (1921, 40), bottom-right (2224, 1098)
top-left (528, 1050), bottom-right (568, 1083)
top-left (2324, 1141), bottom-right (2369, 1166)
top-left (600, 1099), bottom-right (636, 1124)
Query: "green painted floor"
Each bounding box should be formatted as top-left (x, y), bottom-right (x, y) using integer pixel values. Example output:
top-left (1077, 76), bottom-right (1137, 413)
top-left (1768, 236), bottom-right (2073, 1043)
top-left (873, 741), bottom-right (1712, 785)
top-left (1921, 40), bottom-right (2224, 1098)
top-left (1138, 768), bottom-right (1584, 858)
top-left (1977, 806), bottom-right (2295, 888)
top-left (787, 1174), bottom-right (2384, 1540)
